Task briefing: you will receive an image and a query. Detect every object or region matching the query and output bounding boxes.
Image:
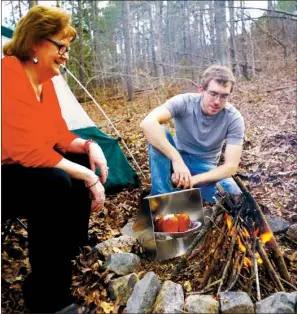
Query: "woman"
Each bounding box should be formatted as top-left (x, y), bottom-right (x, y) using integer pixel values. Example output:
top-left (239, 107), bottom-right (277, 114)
top-left (2, 5), bottom-right (108, 313)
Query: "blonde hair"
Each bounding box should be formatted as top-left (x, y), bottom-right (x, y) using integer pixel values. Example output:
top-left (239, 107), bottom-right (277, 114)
top-left (201, 65), bottom-right (236, 92)
top-left (3, 5), bottom-right (77, 61)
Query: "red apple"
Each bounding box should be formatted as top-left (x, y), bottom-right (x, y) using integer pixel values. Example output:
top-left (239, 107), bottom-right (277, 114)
top-left (177, 213), bottom-right (190, 232)
top-left (162, 214), bottom-right (179, 232)
top-left (154, 215), bottom-right (164, 232)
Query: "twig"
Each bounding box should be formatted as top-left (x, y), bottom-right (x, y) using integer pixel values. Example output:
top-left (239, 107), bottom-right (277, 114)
top-left (279, 277), bottom-right (297, 291)
top-left (256, 239), bottom-right (285, 292)
top-left (217, 224), bottom-right (240, 295)
top-left (171, 203), bottom-right (221, 279)
top-left (254, 253), bottom-right (261, 301)
top-left (226, 251), bottom-right (245, 291)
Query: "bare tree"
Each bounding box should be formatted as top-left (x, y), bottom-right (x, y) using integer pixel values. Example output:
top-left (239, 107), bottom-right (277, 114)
top-left (214, 0), bottom-right (229, 65)
top-left (122, 0), bottom-right (133, 100)
top-left (28, 0), bottom-right (38, 9)
top-left (240, 1), bottom-right (248, 78)
top-left (155, 1), bottom-right (164, 82)
top-left (77, 0), bottom-right (84, 84)
top-left (148, 2), bottom-right (157, 77)
top-left (228, 0), bottom-right (240, 75)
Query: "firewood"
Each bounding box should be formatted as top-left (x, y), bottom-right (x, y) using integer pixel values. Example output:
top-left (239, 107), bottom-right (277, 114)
top-left (171, 202), bottom-right (221, 279)
top-left (217, 224), bottom-right (240, 295)
top-left (226, 251), bottom-right (246, 291)
top-left (233, 175), bottom-right (291, 283)
top-left (199, 223), bottom-right (227, 288)
top-left (256, 239), bottom-right (285, 291)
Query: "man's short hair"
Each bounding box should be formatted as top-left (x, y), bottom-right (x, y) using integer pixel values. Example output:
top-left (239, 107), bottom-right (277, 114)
top-left (201, 65), bottom-right (236, 92)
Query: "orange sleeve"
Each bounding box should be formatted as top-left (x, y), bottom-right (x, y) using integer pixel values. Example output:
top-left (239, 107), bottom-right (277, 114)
top-left (2, 67), bottom-right (63, 168)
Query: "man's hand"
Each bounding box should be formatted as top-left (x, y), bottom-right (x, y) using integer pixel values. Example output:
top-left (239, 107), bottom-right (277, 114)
top-left (171, 160), bottom-right (193, 189)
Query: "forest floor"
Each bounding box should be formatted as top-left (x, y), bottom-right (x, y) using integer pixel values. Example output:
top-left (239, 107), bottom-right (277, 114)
top-left (1, 64), bottom-right (297, 313)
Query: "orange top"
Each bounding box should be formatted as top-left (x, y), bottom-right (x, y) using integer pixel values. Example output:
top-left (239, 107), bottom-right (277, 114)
top-left (2, 56), bottom-right (78, 167)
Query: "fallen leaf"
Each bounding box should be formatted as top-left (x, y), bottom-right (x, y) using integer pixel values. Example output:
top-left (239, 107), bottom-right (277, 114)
top-left (100, 301), bottom-right (114, 314)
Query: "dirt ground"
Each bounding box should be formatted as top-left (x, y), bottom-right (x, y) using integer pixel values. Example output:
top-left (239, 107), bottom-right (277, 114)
top-left (2, 62), bottom-right (297, 313)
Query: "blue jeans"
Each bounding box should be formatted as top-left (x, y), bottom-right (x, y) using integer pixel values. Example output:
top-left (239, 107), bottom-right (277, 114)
top-left (148, 128), bottom-right (241, 203)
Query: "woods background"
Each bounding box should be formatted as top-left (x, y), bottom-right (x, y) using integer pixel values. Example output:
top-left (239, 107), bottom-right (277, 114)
top-left (2, 0), bottom-right (297, 102)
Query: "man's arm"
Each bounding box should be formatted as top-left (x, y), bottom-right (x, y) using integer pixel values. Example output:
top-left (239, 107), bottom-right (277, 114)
top-left (140, 105), bottom-right (193, 188)
top-left (192, 144), bottom-right (242, 186)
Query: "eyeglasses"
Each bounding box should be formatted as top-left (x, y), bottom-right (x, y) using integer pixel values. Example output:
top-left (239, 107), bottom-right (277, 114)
top-left (46, 38), bottom-right (70, 55)
top-left (206, 89), bottom-right (230, 101)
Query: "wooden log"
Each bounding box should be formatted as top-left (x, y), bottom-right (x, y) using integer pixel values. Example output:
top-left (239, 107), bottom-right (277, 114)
top-left (233, 175), bottom-right (291, 283)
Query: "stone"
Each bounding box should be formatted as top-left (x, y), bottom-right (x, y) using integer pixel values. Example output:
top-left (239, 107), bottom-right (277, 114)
top-left (126, 271), bottom-right (161, 313)
top-left (255, 292), bottom-right (297, 314)
top-left (265, 215), bottom-right (291, 234)
top-left (108, 273), bottom-right (138, 305)
top-left (286, 223), bottom-right (297, 241)
top-left (104, 253), bottom-right (141, 275)
top-left (153, 280), bottom-right (184, 313)
top-left (94, 235), bottom-right (137, 257)
top-left (185, 295), bottom-right (219, 314)
top-left (120, 221), bottom-right (136, 237)
top-left (219, 291), bottom-right (254, 314)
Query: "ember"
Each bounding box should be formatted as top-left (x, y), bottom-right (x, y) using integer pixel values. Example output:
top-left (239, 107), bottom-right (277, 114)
top-left (171, 176), bottom-right (296, 302)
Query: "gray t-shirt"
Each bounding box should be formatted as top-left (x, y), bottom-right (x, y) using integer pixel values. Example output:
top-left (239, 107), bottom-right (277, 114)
top-left (164, 93), bottom-right (245, 164)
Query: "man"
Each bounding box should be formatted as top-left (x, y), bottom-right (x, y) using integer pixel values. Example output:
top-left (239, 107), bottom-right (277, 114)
top-left (140, 65), bottom-right (244, 202)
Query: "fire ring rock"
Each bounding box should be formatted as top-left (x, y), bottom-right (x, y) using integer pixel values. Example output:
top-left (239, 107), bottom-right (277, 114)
top-left (152, 280), bottom-right (184, 313)
top-left (286, 223), bottom-right (297, 242)
top-left (126, 271), bottom-right (161, 313)
top-left (104, 253), bottom-right (141, 275)
top-left (185, 295), bottom-right (219, 314)
top-left (255, 292), bottom-right (297, 314)
top-left (94, 235), bottom-right (137, 257)
top-left (219, 291), bottom-right (254, 314)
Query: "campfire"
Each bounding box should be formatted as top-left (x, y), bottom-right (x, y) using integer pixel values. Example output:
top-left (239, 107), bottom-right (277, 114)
top-left (171, 176), bottom-right (296, 301)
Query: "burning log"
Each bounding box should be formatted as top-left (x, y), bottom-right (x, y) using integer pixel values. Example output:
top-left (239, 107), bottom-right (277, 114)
top-left (233, 175), bottom-right (291, 283)
top-left (173, 176), bottom-right (293, 300)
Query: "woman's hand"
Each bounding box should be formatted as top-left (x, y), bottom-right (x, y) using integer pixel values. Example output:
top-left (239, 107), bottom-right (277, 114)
top-left (88, 143), bottom-right (108, 184)
top-left (87, 177), bottom-right (106, 212)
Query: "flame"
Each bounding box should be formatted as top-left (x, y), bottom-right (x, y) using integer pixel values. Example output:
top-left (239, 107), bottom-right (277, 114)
top-left (237, 236), bottom-right (246, 253)
top-left (255, 252), bottom-right (263, 264)
top-left (242, 227), bottom-right (250, 239)
top-left (225, 213), bottom-right (232, 230)
top-left (243, 257), bottom-right (252, 267)
top-left (260, 231), bottom-right (273, 244)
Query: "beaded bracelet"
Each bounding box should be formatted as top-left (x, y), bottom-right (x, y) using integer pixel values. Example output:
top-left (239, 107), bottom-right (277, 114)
top-left (85, 178), bottom-right (99, 188)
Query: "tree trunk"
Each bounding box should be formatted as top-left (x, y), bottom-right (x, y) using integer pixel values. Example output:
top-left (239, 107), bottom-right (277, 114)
top-left (181, 0), bottom-right (187, 53)
top-left (18, 0), bottom-right (22, 19)
top-left (122, 0), bottom-right (133, 100)
top-left (77, 0), bottom-right (84, 84)
top-left (155, 1), bottom-right (164, 82)
top-left (28, 0), bottom-right (38, 9)
top-left (214, 0), bottom-right (228, 66)
top-left (91, 0), bottom-right (102, 85)
top-left (148, 2), bottom-right (157, 77)
top-left (240, 1), bottom-right (248, 78)
top-left (10, 1), bottom-right (17, 27)
top-left (208, 0), bottom-right (215, 59)
top-left (228, 0), bottom-right (240, 75)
